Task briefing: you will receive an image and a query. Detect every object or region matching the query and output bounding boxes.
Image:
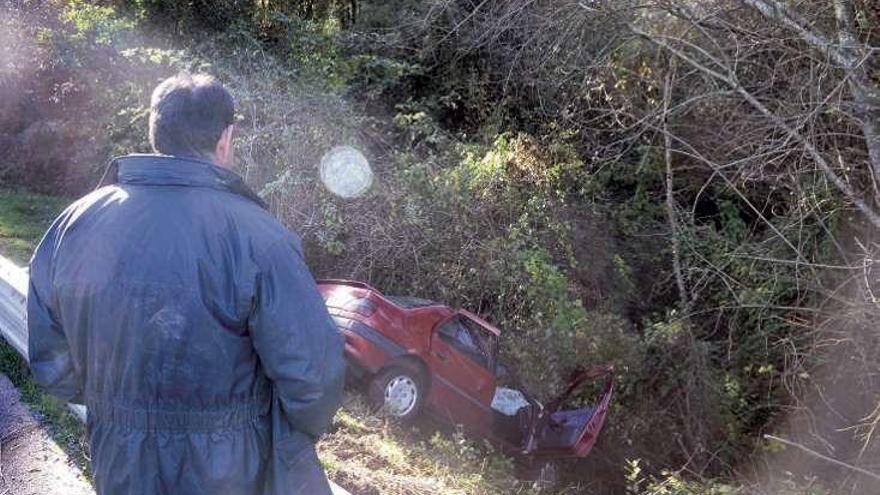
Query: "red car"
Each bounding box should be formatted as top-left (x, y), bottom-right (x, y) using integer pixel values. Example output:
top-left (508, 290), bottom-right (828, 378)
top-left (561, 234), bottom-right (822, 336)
top-left (317, 279), bottom-right (614, 461)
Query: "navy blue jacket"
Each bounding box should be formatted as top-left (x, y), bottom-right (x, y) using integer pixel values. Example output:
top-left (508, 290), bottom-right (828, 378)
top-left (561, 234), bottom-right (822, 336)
top-left (27, 154), bottom-right (345, 495)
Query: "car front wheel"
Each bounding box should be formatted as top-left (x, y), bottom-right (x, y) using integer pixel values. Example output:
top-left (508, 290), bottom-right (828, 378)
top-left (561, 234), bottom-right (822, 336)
top-left (369, 365), bottom-right (425, 422)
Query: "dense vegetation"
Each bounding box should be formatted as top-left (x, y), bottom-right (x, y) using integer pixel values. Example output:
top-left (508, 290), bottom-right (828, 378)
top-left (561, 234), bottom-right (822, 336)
top-left (1, 1), bottom-right (879, 493)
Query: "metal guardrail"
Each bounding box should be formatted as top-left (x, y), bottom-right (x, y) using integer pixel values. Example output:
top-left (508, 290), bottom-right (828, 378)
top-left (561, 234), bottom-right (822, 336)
top-left (0, 255), bottom-right (28, 356)
top-left (0, 255), bottom-right (89, 422)
top-left (0, 254), bottom-right (350, 495)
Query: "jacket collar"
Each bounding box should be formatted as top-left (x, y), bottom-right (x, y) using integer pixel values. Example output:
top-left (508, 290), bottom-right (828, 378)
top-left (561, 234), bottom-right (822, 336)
top-left (103, 154), bottom-right (267, 209)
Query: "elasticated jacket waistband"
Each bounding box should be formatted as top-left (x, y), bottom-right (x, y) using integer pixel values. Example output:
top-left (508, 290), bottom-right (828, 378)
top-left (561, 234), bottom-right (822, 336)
top-left (87, 400), bottom-right (269, 432)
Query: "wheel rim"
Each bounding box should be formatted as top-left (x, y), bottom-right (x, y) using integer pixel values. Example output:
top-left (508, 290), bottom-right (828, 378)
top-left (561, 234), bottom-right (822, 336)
top-left (383, 375), bottom-right (418, 417)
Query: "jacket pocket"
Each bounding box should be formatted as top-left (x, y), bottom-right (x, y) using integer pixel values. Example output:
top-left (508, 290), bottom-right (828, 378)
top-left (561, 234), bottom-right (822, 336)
top-left (276, 430), bottom-right (316, 469)
top-left (272, 431), bottom-right (334, 495)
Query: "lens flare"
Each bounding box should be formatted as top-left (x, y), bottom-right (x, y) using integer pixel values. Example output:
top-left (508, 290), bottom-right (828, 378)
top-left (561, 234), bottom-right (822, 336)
top-left (319, 146), bottom-right (373, 198)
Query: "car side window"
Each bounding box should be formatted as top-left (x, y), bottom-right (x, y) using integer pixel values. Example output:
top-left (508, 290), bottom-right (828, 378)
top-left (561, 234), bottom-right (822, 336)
top-left (437, 316), bottom-right (494, 369)
top-left (437, 318), bottom-right (459, 341)
top-left (461, 317), bottom-right (497, 371)
top-left (438, 318), bottom-right (475, 351)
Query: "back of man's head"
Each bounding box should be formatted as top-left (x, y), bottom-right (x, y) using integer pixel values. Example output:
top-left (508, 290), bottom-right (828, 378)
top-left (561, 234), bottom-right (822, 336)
top-left (148, 74), bottom-right (234, 159)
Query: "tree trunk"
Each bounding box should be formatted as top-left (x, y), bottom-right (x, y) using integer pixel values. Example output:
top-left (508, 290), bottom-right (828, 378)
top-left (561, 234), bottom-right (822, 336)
top-left (663, 64), bottom-right (689, 313)
top-left (834, 0), bottom-right (880, 195)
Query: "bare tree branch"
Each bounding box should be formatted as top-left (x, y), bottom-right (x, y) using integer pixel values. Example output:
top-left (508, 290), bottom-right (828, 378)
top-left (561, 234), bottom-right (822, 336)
top-left (742, 0), bottom-right (880, 192)
top-left (833, 0), bottom-right (880, 192)
top-left (741, 0), bottom-right (854, 67)
top-left (765, 434), bottom-right (880, 482)
top-left (630, 25), bottom-right (880, 231)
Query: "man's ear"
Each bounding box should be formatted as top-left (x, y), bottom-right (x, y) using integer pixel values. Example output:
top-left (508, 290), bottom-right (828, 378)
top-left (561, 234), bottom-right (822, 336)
top-left (214, 125), bottom-right (234, 168)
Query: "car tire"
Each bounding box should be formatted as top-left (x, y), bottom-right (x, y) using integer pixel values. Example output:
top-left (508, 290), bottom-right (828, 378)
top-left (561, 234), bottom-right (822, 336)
top-left (368, 364), bottom-right (425, 422)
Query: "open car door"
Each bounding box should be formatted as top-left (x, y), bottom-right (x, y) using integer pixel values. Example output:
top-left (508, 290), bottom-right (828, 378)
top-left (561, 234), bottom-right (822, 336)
top-left (526, 366), bottom-right (614, 458)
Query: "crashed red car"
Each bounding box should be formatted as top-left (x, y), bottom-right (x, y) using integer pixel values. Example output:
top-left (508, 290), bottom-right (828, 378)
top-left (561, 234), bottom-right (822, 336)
top-left (317, 279), bottom-right (614, 460)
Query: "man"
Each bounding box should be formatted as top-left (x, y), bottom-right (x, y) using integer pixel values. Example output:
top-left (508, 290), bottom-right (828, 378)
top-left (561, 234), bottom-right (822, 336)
top-left (27, 74), bottom-right (345, 495)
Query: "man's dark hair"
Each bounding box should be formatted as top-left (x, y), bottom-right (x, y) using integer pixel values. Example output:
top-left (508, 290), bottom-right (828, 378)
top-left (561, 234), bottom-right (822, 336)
top-left (148, 74), bottom-right (234, 158)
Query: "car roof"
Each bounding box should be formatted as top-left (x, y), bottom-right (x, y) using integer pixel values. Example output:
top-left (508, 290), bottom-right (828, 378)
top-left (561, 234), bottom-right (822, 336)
top-left (318, 279), bottom-right (446, 310)
top-left (458, 309), bottom-right (501, 336)
top-left (317, 280), bottom-right (502, 335)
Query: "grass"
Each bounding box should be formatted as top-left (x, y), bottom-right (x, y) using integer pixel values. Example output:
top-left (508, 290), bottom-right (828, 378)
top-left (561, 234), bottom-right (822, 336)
top-left (0, 188), bottom-right (528, 495)
top-left (320, 396), bottom-right (529, 495)
top-left (0, 189), bottom-right (71, 264)
top-left (0, 189), bottom-right (89, 473)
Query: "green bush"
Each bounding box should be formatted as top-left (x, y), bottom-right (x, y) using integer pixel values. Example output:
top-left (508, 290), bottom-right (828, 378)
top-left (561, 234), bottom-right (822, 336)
top-left (0, 1), bottom-right (178, 194)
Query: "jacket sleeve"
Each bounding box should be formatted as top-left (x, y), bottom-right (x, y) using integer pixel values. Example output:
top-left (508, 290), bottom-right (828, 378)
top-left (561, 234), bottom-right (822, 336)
top-left (27, 228), bottom-right (83, 404)
top-left (249, 236), bottom-right (345, 439)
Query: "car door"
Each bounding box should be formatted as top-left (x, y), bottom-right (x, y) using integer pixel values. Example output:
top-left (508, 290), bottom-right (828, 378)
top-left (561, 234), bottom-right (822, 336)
top-left (530, 367), bottom-right (614, 458)
top-left (426, 313), bottom-right (498, 433)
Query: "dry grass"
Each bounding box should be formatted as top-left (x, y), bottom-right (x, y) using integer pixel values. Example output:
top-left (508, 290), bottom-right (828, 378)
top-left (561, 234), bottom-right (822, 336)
top-left (319, 395), bottom-right (531, 495)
